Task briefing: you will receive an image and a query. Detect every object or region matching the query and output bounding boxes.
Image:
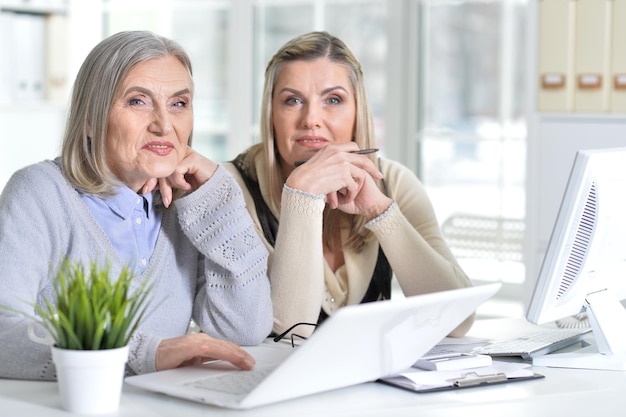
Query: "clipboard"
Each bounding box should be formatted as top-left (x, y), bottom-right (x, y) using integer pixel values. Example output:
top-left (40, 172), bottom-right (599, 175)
top-left (377, 370), bottom-right (544, 393)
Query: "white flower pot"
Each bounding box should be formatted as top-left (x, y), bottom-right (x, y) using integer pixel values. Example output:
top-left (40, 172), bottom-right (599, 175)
top-left (51, 345), bottom-right (129, 414)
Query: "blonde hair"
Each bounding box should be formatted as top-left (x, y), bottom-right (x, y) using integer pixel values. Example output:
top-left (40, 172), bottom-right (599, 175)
top-left (60, 31), bottom-right (193, 197)
top-left (258, 31), bottom-right (379, 251)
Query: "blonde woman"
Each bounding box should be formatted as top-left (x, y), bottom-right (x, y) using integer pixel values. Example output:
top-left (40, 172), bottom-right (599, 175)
top-left (224, 31), bottom-right (473, 339)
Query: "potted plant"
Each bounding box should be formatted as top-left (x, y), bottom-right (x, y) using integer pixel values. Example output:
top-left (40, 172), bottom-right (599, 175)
top-left (26, 260), bottom-right (152, 414)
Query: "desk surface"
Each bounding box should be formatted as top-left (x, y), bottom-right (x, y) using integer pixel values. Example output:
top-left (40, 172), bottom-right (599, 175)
top-left (2, 318), bottom-right (626, 417)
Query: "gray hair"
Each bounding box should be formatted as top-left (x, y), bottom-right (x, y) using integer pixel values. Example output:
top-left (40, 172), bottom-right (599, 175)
top-left (60, 30), bottom-right (193, 196)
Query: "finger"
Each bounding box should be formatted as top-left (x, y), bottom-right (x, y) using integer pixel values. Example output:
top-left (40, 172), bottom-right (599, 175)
top-left (156, 334), bottom-right (256, 371)
top-left (168, 168), bottom-right (193, 192)
top-left (198, 340), bottom-right (255, 370)
top-left (337, 185), bottom-right (359, 207)
top-left (141, 178), bottom-right (159, 195)
top-left (158, 177), bottom-right (174, 207)
top-left (168, 157), bottom-right (218, 194)
top-left (326, 192), bottom-right (339, 209)
top-left (350, 155), bottom-right (383, 179)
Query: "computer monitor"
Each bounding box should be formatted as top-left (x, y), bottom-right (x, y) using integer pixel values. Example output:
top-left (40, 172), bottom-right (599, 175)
top-left (526, 147), bottom-right (626, 370)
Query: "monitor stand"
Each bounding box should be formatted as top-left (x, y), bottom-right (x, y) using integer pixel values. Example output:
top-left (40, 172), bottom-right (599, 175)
top-left (532, 290), bottom-right (626, 371)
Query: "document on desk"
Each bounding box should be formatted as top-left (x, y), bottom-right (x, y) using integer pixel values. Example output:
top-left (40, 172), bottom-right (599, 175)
top-left (378, 361), bottom-right (543, 393)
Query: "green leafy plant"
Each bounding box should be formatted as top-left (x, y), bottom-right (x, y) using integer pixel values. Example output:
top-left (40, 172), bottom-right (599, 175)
top-left (33, 260), bottom-right (152, 350)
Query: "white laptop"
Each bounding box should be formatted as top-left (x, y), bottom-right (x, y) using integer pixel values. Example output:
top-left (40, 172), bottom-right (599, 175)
top-left (125, 283), bottom-right (500, 409)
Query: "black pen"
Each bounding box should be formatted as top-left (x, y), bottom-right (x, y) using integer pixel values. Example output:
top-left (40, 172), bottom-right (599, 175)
top-left (294, 148), bottom-right (379, 167)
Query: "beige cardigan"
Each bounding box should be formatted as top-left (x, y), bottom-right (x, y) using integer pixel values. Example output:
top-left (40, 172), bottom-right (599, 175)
top-left (224, 155), bottom-right (474, 338)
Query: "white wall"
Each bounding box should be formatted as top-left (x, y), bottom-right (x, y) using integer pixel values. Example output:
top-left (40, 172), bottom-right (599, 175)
top-left (0, 104), bottom-right (66, 189)
top-left (524, 0), bottom-right (626, 304)
top-left (0, 0), bottom-right (102, 191)
top-left (525, 114), bottom-right (626, 304)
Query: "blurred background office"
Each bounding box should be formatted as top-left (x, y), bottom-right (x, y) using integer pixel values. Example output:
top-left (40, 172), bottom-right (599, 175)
top-left (1, 0), bottom-right (624, 318)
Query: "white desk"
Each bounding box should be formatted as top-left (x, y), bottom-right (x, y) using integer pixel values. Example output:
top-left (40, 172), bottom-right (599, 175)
top-left (2, 318), bottom-right (626, 417)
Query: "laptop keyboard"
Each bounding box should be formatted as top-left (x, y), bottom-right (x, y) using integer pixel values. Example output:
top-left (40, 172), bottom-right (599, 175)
top-left (183, 366), bottom-right (275, 395)
top-left (474, 327), bottom-right (591, 360)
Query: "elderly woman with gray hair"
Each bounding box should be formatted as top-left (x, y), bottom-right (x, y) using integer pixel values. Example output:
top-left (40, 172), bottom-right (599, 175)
top-left (0, 31), bottom-right (272, 380)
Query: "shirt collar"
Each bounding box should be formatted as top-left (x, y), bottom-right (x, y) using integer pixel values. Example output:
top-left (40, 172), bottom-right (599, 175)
top-left (94, 186), bottom-right (155, 220)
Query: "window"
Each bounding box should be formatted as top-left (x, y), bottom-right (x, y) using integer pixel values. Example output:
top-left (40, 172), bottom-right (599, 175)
top-left (416, 0), bottom-right (528, 301)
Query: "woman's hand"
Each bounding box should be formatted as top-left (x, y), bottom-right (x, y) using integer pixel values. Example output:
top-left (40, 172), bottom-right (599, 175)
top-left (142, 147), bottom-right (218, 207)
top-left (285, 144), bottom-right (392, 220)
top-left (155, 333), bottom-right (256, 371)
top-left (333, 171), bottom-right (394, 220)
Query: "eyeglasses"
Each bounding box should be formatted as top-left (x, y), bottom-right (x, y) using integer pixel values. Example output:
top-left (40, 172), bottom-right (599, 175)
top-left (272, 322), bottom-right (318, 347)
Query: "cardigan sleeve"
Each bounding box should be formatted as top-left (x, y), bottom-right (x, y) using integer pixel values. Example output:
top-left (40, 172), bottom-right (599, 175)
top-left (174, 165), bottom-right (273, 345)
top-left (0, 163), bottom-right (72, 380)
top-left (366, 159), bottom-right (474, 336)
top-left (269, 186), bottom-right (326, 334)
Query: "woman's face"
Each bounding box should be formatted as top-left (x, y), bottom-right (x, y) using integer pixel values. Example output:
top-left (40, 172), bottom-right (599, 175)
top-left (271, 58), bottom-right (356, 170)
top-left (105, 55), bottom-right (193, 192)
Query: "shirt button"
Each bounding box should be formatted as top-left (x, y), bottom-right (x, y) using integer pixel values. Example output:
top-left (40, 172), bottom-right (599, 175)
top-left (135, 217), bottom-right (142, 225)
top-left (140, 258), bottom-right (147, 266)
